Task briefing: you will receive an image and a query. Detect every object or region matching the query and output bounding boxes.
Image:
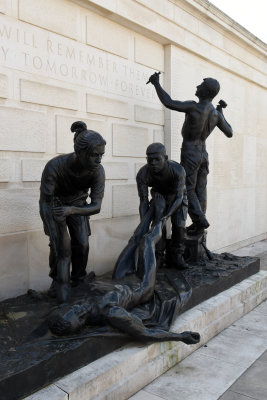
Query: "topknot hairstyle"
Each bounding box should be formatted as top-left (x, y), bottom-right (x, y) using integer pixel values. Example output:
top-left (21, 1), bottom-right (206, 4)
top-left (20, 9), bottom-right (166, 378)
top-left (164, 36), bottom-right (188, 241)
top-left (70, 121), bottom-right (106, 154)
top-left (71, 121), bottom-right (88, 141)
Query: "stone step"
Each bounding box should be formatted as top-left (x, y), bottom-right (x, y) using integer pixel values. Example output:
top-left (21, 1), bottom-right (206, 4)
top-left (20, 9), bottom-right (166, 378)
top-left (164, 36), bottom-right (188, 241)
top-left (26, 271), bottom-right (267, 400)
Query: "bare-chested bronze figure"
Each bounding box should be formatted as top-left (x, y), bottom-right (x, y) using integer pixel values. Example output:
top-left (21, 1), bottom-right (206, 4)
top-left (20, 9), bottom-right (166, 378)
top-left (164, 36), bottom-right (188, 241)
top-left (148, 72), bottom-right (233, 235)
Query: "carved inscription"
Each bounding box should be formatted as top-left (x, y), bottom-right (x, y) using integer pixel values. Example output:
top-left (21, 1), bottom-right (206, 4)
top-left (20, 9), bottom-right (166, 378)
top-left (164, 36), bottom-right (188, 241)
top-left (0, 15), bottom-right (158, 102)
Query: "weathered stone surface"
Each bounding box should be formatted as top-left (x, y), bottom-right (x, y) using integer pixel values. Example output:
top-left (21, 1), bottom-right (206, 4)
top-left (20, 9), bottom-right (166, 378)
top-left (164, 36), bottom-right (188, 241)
top-left (0, 0), bottom-right (7, 14)
top-left (18, 0), bottom-right (79, 39)
top-left (112, 184), bottom-right (139, 217)
top-left (255, 186), bottom-right (267, 236)
top-left (22, 159), bottom-right (47, 181)
top-left (134, 35), bottom-right (164, 71)
top-left (87, 94), bottom-right (129, 119)
top-left (89, 215), bottom-right (139, 275)
top-left (135, 105), bottom-right (164, 125)
top-left (20, 80), bottom-right (78, 110)
top-left (0, 233), bottom-right (28, 301)
top-left (0, 158), bottom-right (10, 182)
top-left (91, 183), bottom-right (112, 221)
top-left (243, 135), bottom-right (257, 187)
top-left (0, 188), bottom-right (41, 234)
top-left (0, 107), bottom-right (46, 152)
top-left (112, 124), bottom-right (151, 157)
top-left (207, 187), bottom-right (257, 251)
top-left (103, 162), bottom-right (129, 180)
top-left (153, 129), bottom-right (164, 143)
top-left (86, 10), bottom-right (129, 58)
top-left (56, 115), bottom-right (106, 154)
top-left (136, 0), bottom-right (175, 21)
top-left (174, 7), bottom-right (200, 36)
top-left (0, 73), bottom-right (8, 98)
top-left (135, 162), bottom-right (145, 176)
top-left (25, 385), bottom-right (68, 400)
top-left (28, 230), bottom-right (50, 292)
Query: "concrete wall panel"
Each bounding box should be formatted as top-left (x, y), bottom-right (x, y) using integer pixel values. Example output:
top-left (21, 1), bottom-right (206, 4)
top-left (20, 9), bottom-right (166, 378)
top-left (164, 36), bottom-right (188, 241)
top-left (0, 159), bottom-right (10, 182)
top-left (112, 124), bottom-right (150, 157)
top-left (86, 94), bottom-right (129, 119)
top-left (112, 184), bottom-right (139, 217)
top-left (0, 107), bottom-right (47, 152)
top-left (20, 80), bottom-right (78, 110)
top-left (19, 0), bottom-right (79, 39)
top-left (0, 73), bottom-right (8, 98)
top-left (86, 10), bottom-right (130, 58)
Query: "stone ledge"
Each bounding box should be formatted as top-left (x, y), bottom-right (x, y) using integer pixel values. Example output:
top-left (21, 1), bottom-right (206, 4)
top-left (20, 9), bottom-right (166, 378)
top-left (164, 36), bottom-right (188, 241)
top-left (26, 271), bottom-right (267, 400)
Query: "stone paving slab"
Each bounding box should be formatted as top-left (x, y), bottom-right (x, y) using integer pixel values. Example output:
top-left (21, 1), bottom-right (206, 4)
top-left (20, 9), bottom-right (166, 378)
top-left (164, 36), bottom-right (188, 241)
top-left (231, 241), bottom-right (267, 272)
top-left (220, 350), bottom-right (267, 400)
top-left (127, 392), bottom-right (163, 400)
top-left (132, 352), bottom-right (247, 400)
top-left (259, 350), bottom-right (267, 362)
top-left (130, 300), bottom-right (267, 400)
top-left (219, 391), bottom-right (255, 399)
top-left (231, 240), bottom-right (267, 258)
top-left (25, 385), bottom-right (68, 400)
top-left (230, 358), bottom-right (267, 399)
top-left (197, 324), bottom-right (267, 367)
top-left (230, 309), bottom-right (267, 340)
top-left (253, 300), bottom-right (267, 315)
top-left (259, 253), bottom-right (267, 271)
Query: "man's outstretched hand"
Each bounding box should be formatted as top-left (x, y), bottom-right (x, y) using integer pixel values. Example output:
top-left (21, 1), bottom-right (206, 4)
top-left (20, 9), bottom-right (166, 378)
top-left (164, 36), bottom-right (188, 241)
top-left (146, 71), bottom-right (161, 85)
top-left (180, 331), bottom-right (200, 345)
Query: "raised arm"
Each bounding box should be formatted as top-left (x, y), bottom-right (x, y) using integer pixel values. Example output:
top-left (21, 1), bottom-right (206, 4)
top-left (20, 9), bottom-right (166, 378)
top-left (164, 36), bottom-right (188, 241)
top-left (148, 72), bottom-right (196, 113)
top-left (216, 103), bottom-right (233, 138)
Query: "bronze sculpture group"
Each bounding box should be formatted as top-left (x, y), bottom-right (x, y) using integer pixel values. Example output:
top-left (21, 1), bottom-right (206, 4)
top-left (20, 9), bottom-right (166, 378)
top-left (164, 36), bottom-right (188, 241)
top-left (40, 72), bottom-right (233, 345)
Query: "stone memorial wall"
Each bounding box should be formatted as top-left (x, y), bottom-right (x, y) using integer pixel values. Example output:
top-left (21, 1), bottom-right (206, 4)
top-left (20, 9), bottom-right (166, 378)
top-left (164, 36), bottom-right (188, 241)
top-left (0, 0), bottom-right (266, 299)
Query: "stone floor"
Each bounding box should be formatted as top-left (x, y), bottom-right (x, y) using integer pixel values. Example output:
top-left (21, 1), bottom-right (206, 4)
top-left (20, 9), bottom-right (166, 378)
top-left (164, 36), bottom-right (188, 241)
top-left (129, 240), bottom-right (267, 400)
top-left (230, 240), bottom-right (267, 271)
top-left (220, 350), bottom-right (267, 400)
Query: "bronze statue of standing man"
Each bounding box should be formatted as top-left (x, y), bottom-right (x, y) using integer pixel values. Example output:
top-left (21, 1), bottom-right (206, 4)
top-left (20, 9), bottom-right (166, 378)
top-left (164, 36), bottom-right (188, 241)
top-left (148, 73), bottom-right (233, 235)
